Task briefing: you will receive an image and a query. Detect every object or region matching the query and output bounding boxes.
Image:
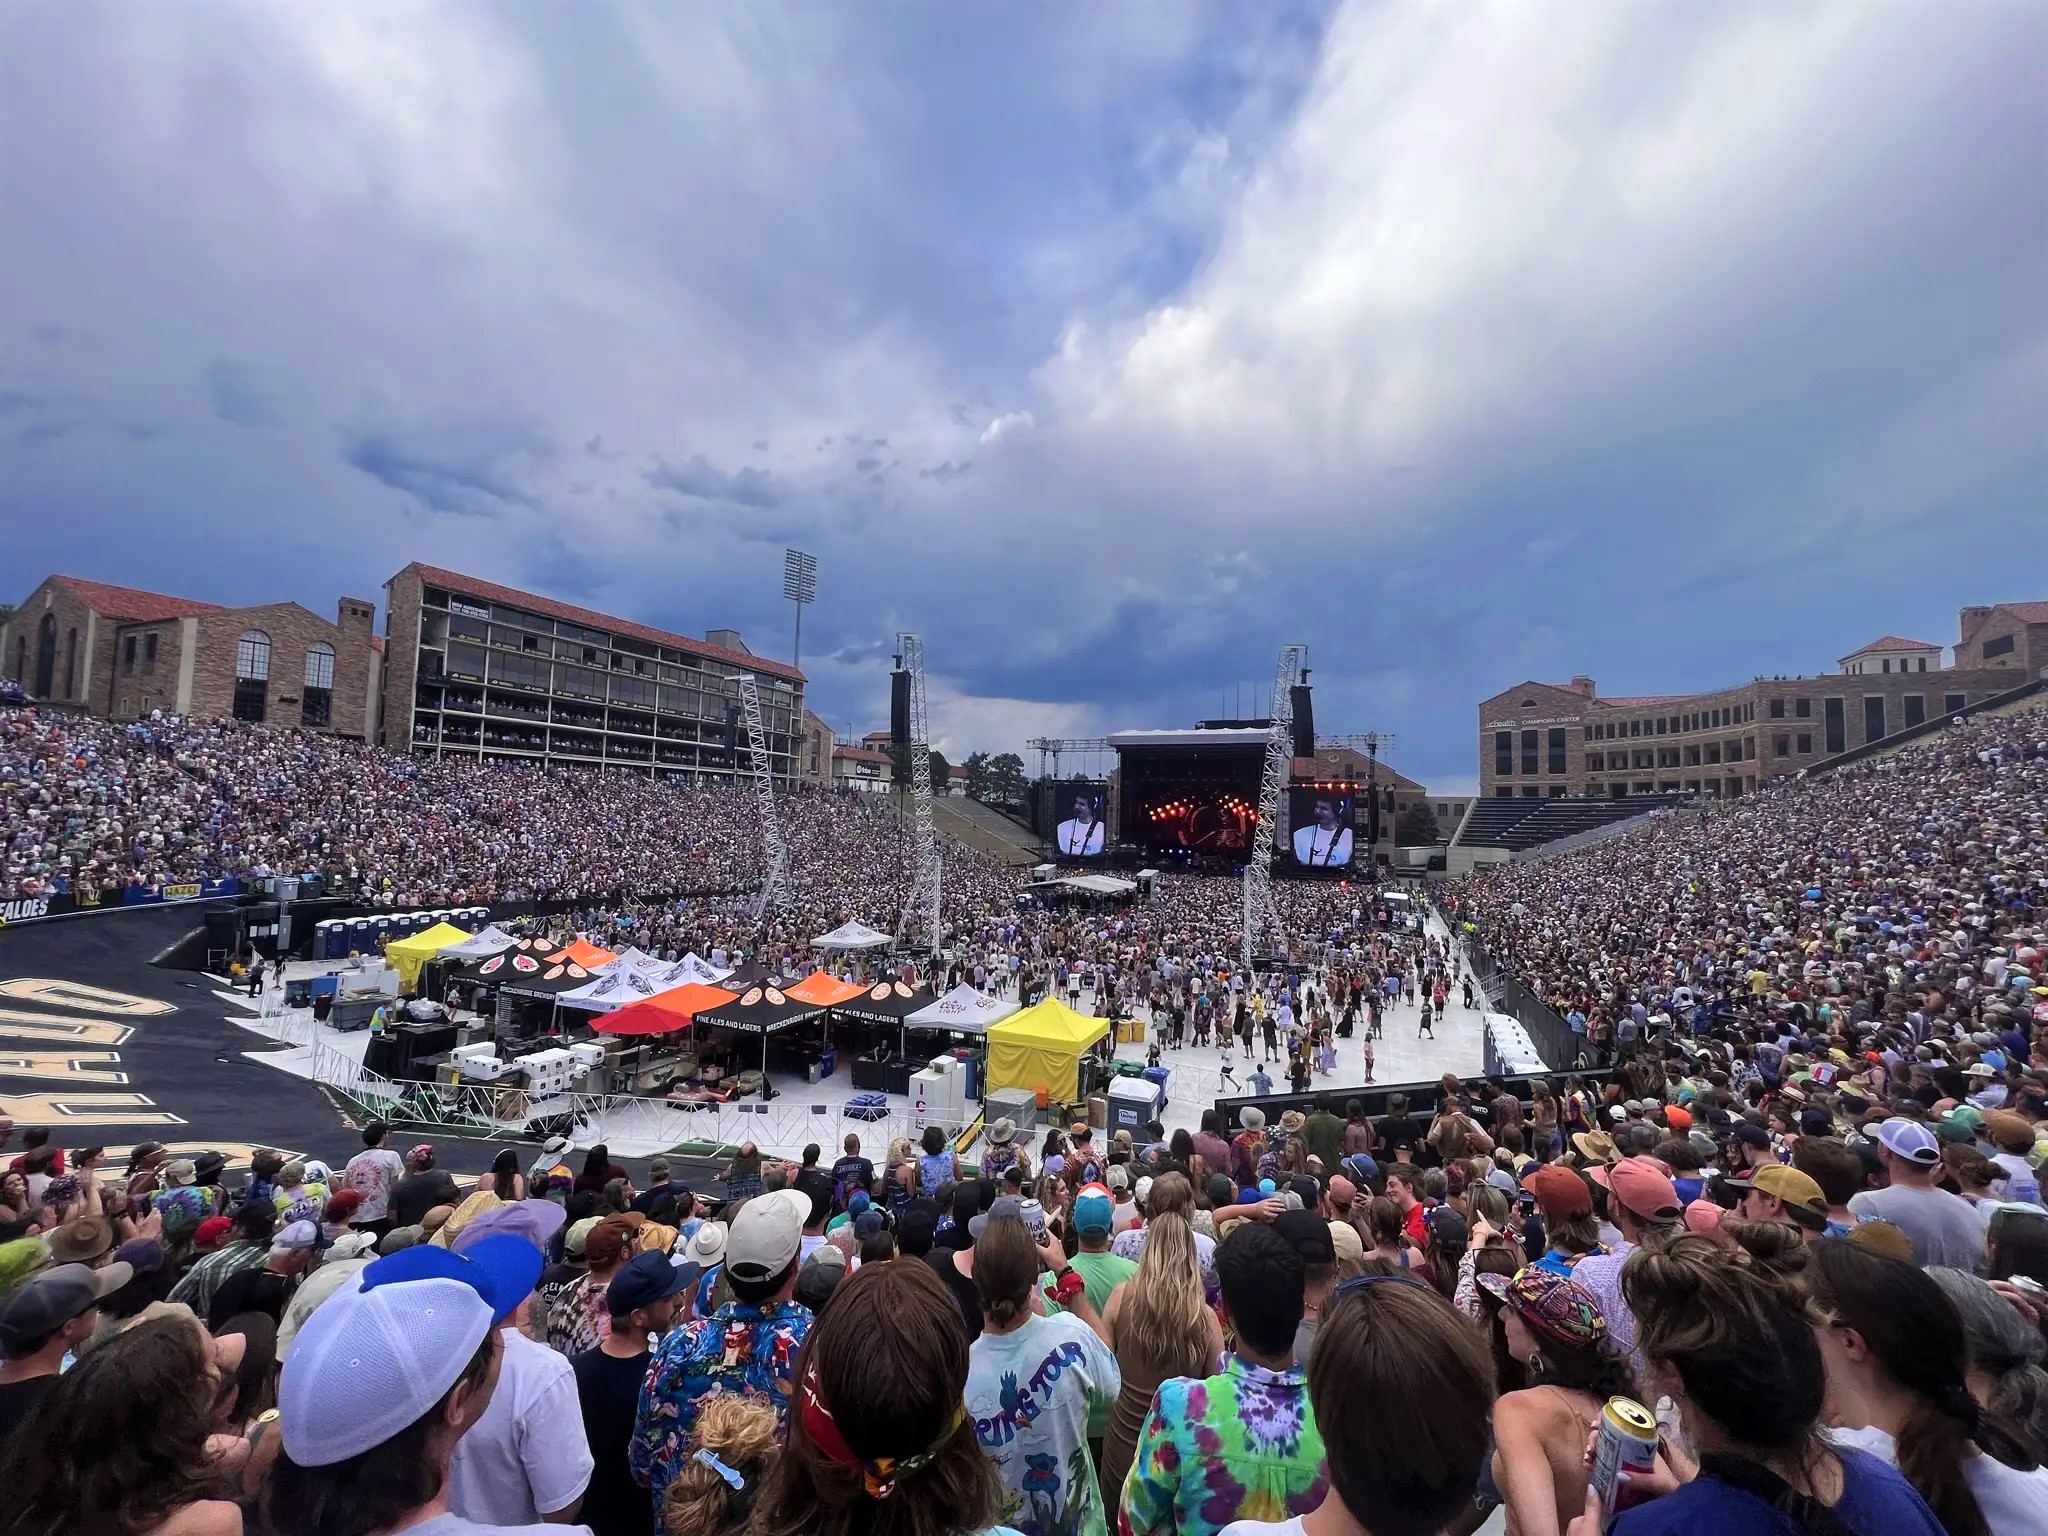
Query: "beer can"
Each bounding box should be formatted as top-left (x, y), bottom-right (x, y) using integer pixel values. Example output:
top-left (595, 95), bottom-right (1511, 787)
top-left (1590, 1395), bottom-right (1658, 1529)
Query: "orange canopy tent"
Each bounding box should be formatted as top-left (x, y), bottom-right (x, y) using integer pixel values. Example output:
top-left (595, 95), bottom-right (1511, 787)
top-left (547, 938), bottom-right (617, 970)
top-left (783, 971), bottom-right (869, 1008)
top-left (594, 983), bottom-right (737, 1036)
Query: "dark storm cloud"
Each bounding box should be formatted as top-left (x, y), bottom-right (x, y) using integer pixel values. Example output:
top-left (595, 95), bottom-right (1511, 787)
top-left (341, 415), bottom-right (554, 519)
top-left (205, 358), bottom-right (281, 427)
top-left (644, 453), bottom-right (779, 508)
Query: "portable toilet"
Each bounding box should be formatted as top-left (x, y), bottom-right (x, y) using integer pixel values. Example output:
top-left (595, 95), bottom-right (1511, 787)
top-left (347, 918), bottom-right (375, 955)
top-left (1107, 1076), bottom-right (1163, 1139)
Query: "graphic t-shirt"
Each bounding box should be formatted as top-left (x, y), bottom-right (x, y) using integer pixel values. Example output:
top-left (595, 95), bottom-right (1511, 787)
top-left (342, 1146), bottom-right (406, 1222)
top-left (966, 1311), bottom-right (1122, 1536)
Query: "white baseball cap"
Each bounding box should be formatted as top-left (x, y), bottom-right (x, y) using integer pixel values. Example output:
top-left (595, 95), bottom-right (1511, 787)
top-left (1873, 1117), bottom-right (1941, 1166)
top-left (725, 1189), bottom-right (807, 1283)
top-left (279, 1236), bottom-right (541, 1466)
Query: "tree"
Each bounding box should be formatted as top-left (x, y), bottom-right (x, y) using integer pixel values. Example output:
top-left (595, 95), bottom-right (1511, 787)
top-left (971, 752), bottom-right (1027, 814)
top-left (961, 750), bottom-right (992, 800)
top-left (1395, 801), bottom-right (1443, 846)
top-left (928, 749), bottom-right (951, 796)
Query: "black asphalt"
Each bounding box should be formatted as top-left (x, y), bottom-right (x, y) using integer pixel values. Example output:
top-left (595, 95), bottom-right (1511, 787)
top-left (0, 906), bottom-right (727, 1187)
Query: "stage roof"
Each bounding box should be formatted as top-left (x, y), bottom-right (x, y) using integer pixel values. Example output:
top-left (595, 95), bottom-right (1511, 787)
top-left (1106, 728), bottom-right (1269, 748)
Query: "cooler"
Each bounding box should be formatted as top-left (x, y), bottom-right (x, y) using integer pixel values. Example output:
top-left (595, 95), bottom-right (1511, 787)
top-left (985, 1087), bottom-right (1039, 1134)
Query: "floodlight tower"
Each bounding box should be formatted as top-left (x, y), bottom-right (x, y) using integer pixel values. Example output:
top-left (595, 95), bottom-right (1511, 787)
top-left (783, 548), bottom-right (817, 671)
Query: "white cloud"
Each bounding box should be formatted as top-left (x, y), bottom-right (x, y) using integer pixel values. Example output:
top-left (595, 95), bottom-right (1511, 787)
top-left (979, 410), bottom-right (1035, 447)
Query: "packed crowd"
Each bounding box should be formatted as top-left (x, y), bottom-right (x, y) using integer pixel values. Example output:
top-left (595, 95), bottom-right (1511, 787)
top-left (0, 706), bottom-right (909, 906)
top-left (7, 975), bottom-right (2048, 1536)
top-left (1441, 705), bottom-right (2047, 1070)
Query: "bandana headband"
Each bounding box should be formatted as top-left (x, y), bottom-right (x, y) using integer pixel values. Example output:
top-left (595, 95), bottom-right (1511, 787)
top-left (801, 1364), bottom-right (961, 1498)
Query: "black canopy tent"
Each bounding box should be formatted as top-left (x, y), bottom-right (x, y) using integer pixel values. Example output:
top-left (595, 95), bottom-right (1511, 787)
top-left (692, 981), bottom-right (829, 1083)
top-left (832, 980), bottom-right (937, 1092)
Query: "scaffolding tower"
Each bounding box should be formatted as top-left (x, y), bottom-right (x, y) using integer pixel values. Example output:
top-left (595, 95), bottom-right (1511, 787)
top-left (894, 635), bottom-right (943, 951)
top-left (739, 674), bottom-right (789, 922)
top-left (1241, 643), bottom-right (1307, 976)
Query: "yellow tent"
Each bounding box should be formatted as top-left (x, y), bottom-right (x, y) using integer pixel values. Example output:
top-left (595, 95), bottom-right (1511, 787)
top-left (985, 998), bottom-right (1113, 1104)
top-left (385, 921), bottom-right (474, 992)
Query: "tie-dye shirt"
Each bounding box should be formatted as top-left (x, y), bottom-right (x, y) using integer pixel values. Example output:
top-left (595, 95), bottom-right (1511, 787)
top-left (1117, 1355), bottom-right (1326, 1536)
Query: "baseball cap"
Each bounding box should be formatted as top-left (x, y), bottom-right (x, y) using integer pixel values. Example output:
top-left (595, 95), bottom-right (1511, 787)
top-left (1327, 1219), bottom-right (1364, 1263)
top-left (1588, 1157), bottom-right (1679, 1220)
top-left (279, 1237), bottom-right (541, 1466)
top-left (451, 1199), bottom-right (567, 1258)
top-left (1731, 1123), bottom-right (1772, 1151)
top-left (1521, 1164), bottom-right (1592, 1218)
top-left (1475, 1268), bottom-right (1607, 1349)
top-left (1797, 1108), bottom-right (1833, 1138)
top-left (1873, 1117), bottom-right (1941, 1166)
top-left (1424, 1206), bottom-right (1470, 1250)
top-left (1105, 1165), bottom-right (1129, 1191)
top-left (1275, 1209), bottom-right (1336, 1265)
top-left (565, 1217), bottom-right (601, 1258)
top-left (726, 1189), bottom-right (807, 1282)
top-left (1725, 1163), bottom-right (1828, 1218)
top-left (271, 1221), bottom-right (323, 1254)
top-left (607, 1250), bottom-right (697, 1315)
top-left (582, 1216), bottom-right (639, 1269)
top-left (0, 1262), bottom-right (130, 1351)
top-left (969, 1194), bottom-right (1027, 1242)
top-left (895, 1205), bottom-right (937, 1256)
top-left (1072, 1183), bottom-right (1114, 1237)
top-left (853, 1209), bottom-right (887, 1240)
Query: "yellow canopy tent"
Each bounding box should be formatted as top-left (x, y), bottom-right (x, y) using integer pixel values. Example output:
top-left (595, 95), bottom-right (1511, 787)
top-left (984, 998), bottom-right (1113, 1105)
top-left (385, 921), bottom-right (474, 992)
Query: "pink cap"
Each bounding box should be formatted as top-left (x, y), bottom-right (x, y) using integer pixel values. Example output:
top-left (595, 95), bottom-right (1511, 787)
top-left (1682, 1199), bottom-right (1724, 1237)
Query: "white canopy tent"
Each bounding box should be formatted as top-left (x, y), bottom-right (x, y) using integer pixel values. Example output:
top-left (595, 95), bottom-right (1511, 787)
top-left (904, 983), bottom-right (1020, 1035)
top-left (811, 920), bottom-right (893, 952)
top-left (558, 949), bottom-right (732, 1013)
top-left (440, 924), bottom-right (518, 958)
top-left (664, 953), bottom-right (734, 985)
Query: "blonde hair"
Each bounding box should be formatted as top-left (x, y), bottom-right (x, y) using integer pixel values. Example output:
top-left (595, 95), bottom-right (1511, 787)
top-left (663, 1393), bottom-right (779, 1536)
top-left (1115, 1209), bottom-right (1212, 1380)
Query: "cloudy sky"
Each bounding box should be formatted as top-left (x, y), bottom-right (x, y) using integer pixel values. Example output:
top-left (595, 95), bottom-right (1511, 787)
top-left (3, 2), bottom-right (2042, 792)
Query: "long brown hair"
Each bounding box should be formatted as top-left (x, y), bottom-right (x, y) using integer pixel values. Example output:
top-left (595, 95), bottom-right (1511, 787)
top-left (747, 1261), bottom-right (997, 1536)
top-left (0, 1313), bottom-right (225, 1536)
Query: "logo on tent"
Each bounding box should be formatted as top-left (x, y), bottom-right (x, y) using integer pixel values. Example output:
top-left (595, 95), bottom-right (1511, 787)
top-left (481, 956), bottom-right (504, 976)
top-left (513, 955), bottom-right (538, 973)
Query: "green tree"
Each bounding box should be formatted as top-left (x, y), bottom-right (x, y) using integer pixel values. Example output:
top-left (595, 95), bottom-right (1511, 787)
top-left (961, 750), bottom-right (992, 800)
top-left (928, 749), bottom-right (951, 796)
top-left (1395, 801), bottom-right (1443, 845)
top-left (984, 752), bottom-right (1027, 812)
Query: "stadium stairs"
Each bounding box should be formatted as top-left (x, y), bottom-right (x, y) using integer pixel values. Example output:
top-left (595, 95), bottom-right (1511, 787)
top-left (1447, 793), bottom-right (1686, 872)
top-left (932, 795), bottom-right (1048, 866)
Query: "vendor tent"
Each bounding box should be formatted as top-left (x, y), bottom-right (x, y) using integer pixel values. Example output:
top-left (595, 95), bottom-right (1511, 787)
top-left (832, 980), bottom-right (935, 1027)
top-left (985, 998), bottom-right (1111, 1104)
top-left (905, 983), bottom-right (1019, 1035)
top-left (663, 953), bottom-right (733, 985)
top-left (440, 924), bottom-right (518, 959)
top-left (456, 936), bottom-right (552, 983)
top-left (497, 956), bottom-right (602, 1000)
top-left (811, 920), bottom-right (893, 951)
top-left (784, 971), bottom-right (870, 1008)
top-left (693, 982), bottom-right (827, 1037)
top-left (597, 983), bottom-right (738, 1036)
top-left (558, 962), bottom-right (672, 1013)
top-left (547, 938), bottom-right (618, 970)
top-left (385, 922), bottom-right (474, 991)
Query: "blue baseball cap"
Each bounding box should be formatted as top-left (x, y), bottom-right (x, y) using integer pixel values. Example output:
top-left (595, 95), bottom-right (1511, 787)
top-left (366, 1235), bottom-right (542, 1325)
top-left (1072, 1183), bottom-right (1114, 1236)
top-left (606, 1250), bottom-right (696, 1315)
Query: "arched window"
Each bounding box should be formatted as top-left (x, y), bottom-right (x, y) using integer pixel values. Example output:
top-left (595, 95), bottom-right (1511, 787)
top-left (302, 643), bottom-right (335, 727)
top-left (63, 628), bottom-right (77, 699)
top-left (233, 630), bottom-right (271, 722)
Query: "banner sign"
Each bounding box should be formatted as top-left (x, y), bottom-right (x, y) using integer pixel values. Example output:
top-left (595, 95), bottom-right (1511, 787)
top-left (0, 879), bottom-right (239, 929)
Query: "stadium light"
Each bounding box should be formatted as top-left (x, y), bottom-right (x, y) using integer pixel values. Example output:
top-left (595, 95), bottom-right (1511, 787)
top-left (783, 548), bottom-right (818, 672)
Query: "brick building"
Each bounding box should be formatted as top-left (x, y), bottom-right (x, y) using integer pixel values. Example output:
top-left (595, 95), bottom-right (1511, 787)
top-left (1477, 601), bottom-right (2046, 801)
top-left (379, 563), bottom-right (805, 782)
top-left (2, 575), bottom-right (381, 739)
top-left (832, 743), bottom-right (893, 792)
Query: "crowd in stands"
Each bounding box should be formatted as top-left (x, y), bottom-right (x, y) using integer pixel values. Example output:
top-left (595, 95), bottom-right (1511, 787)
top-left (0, 706), bottom-right (904, 907)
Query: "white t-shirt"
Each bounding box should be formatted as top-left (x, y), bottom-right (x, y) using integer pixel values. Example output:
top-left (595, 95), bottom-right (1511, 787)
top-left (966, 1311), bottom-right (1121, 1536)
top-left (1832, 1424), bottom-right (2048, 1533)
top-left (342, 1146), bottom-right (406, 1222)
top-left (449, 1328), bottom-right (595, 1525)
top-left (1218, 1518), bottom-right (1307, 1536)
top-left (403, 1517), bottom-right (590, 1536)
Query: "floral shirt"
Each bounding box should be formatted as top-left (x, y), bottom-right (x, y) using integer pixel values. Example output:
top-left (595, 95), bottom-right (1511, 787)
top-left (631, 1299), bottom-right (810, 1535)
top-left (1117, 1355), bottom-right (1326, 1536)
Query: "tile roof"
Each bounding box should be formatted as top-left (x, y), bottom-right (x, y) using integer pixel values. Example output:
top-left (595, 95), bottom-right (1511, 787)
top-left (397, 563), bottom-right (803, 683)
top-left (834, 745), bottom-right (892, 766)
top-left (1840, 635), bottom-right (1940, 657)
top-left (52, 576), bottom-right (224, 623)
top-left (1995, 602), bottom-right (2048, 624)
